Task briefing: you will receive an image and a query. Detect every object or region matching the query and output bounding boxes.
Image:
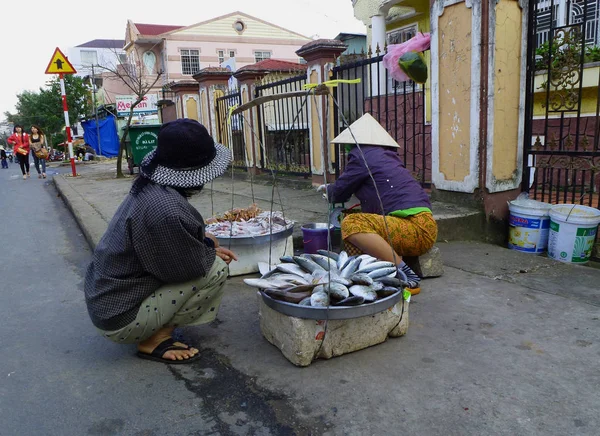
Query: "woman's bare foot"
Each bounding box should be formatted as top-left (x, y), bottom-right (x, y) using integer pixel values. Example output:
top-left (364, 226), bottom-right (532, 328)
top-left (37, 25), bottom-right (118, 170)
top-left (137, 327), bottom-right (199, 361)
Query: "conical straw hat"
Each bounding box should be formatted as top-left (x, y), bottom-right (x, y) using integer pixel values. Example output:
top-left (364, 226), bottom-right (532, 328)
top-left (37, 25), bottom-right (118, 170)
top-left (331, 113), bottom-right (399, 148)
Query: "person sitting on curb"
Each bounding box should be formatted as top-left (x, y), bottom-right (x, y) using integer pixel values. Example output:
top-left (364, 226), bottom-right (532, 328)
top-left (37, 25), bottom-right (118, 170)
top-left (317, 113), bottom-right (437, 295)
top-left (84, 118), bottom-right (237, 364)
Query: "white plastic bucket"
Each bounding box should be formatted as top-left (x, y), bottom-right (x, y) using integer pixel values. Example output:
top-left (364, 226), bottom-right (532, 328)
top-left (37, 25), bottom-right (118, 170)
top-left (508, 199), bottom-right (552, 254)
top-left (547, 204), bottom-right (600, 264)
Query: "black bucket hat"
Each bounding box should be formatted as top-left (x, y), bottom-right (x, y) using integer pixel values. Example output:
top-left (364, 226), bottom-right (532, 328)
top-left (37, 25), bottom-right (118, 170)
top-left (139, 118), bottom-right (231, 188)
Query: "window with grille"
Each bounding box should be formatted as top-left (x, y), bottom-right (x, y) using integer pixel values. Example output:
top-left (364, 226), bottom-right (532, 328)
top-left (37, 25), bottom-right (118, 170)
top-left (229, 50), bottom-right (235, 58)
top-left (218, 50), bottom-right (225, 64)
top-left (181, 49), bottom-right (200, 75)
top-left (254, 51), bottom-right (272, 62)
top-left (387, 24), bottom-right (417, 46)
top-left (535, 0), bottom-right (600, 47)
top-left (81, 50), bottom-right (98, 66)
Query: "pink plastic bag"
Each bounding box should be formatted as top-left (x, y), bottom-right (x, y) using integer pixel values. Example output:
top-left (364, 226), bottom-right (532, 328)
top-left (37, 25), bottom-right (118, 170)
top-left (382, 33), bottom-right (431, 82)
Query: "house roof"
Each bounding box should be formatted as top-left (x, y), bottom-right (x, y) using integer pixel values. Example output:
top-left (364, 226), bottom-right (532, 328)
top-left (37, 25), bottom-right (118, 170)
top-left (236, 59), bottom-right (307, 73)
top-left (134, 23), bottom-right (184, 36)
top-left (76, 39), bottom-right (125, 49)
top-left (335, 32), bottom-right (367, 40)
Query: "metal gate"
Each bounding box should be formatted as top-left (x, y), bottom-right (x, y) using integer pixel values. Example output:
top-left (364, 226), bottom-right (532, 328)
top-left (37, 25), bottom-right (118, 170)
top-left (215, 89), bottom-right (246, 169)
top-left (255, 74), bottom-right (311, 176)
top-left (523, 0), bottom-right (600, 208)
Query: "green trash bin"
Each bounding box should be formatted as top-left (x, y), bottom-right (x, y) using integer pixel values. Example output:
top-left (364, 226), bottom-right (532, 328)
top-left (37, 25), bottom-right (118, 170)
top-left (126, 124), bottom-right (161, 175)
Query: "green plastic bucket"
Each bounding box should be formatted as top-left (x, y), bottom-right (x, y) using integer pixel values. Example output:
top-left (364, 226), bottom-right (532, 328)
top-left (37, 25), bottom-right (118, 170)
top-left (547, 204), bottom-right (600, 264)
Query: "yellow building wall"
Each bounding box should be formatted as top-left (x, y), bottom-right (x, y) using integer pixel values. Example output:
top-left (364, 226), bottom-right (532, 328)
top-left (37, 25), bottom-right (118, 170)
top-left (492, 0), bottom-right (522, 181)
top-left (309, 69), bottom-right (322, 172)
top-left (437, 4), bottom-right (472, 182)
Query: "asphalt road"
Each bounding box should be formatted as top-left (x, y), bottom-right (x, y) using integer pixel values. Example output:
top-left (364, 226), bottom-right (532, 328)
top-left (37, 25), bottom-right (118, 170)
top-left (0, 163), bottom-right (309, 436)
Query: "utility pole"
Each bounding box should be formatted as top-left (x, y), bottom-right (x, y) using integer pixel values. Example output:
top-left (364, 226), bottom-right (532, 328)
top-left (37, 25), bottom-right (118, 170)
top-left (91, 64), bottom-right (102, 156)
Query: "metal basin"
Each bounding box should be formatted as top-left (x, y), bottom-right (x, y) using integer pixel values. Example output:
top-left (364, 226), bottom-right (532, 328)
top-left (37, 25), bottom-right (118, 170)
top-left (259, 290), bottom-right (403, 320)
top-left (215, 225), bottom-right (294, 246)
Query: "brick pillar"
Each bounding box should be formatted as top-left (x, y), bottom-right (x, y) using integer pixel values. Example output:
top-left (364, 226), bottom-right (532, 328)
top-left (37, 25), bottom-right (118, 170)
top-left (193, 67), bottom-right (233, 139)
top-left (234, 70), bottom-right (268, 175)
top-left (430, 0), bottom-right (528, 221)
top-left (296, 39), bottom-right (347, 186)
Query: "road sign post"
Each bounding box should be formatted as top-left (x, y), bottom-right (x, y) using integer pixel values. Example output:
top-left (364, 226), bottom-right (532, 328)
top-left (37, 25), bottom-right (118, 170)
top-left (45, 47), bottom-right (77, 177)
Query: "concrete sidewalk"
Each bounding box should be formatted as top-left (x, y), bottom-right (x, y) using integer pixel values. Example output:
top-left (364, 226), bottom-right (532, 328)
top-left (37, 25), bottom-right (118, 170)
top-left (53, 163), bottom-right (600, 435)
top-left (54, 161), bottom-right (484, 249)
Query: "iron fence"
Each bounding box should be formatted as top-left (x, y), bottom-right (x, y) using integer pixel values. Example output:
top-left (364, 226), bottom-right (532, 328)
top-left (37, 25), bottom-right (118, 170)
top-left (255, 74), bottom-right (311, 176)
top-left (331, 48), bottom-right (431, 187)
top-left (523, 0), bottom-right (600, 208)
top-left (215, 89), bottom-right (246, 169)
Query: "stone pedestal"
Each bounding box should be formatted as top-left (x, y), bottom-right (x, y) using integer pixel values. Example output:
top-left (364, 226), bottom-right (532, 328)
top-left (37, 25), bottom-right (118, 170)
top-left (258, 293), bottom-right (409, 367)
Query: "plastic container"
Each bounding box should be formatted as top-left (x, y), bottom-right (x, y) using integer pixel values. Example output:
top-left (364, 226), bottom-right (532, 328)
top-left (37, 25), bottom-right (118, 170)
top-left (547, 204), bottom-right (600, 264)
top-left (301, 223), bottom-right (333, 254)
top-left (508, 198), bottom-right (552, 254)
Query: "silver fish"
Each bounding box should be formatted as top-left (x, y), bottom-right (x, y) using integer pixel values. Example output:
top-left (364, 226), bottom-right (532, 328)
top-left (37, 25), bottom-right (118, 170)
top-left (331, 275), bottom-right (353, 287)
top-left (257, 262), bottom-right (275, 276)
top-left (299, 297), bottom-right (312, 306)
top-left (310, 254), bottom-right (338, 272)
top-left (279, 255), bottom-right (295, 263)
top-left (244, 278), bottom-right (290, 289)
top-left (357, 254), bottom-right (377, 267)
top-left (310, 291), bottom-right (330, 307)
top-left (293, 256), bottom-right (324, 274)
top-left (356, 261), bottom-right (396, 274)
top-left (349, 285), bottom-right (378, 302)
top-left (336, 251), bottom-right (349, 270)
top-left (333, 296), bottom-right (365, 306)
top-left (269, 274), bottom-right (310, 285)
top-left (264, 289), bottom-right (311, 304)
top-left (349, 273), bottom-right (374, 286)
top-left (317, 250), bottom-right (339, 261)
top-left (376, 287), bottom-right (399, 298)
top-left (340, 257), bottom-right (362, 278)
top-left (375, 277), bottom-right (403, 287)
top-left (281, 284), bottom-right (320, 293)
top-left (276, 263), bottom-right (310, 277)
top-left (367, 267), bottom-right (398, 279)
top-left (321, 282), bottom-right (349, 300)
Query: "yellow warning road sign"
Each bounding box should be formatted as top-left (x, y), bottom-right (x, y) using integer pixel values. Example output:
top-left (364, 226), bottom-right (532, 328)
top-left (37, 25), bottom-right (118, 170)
top-left (45, 47), bottom-right (77, 74)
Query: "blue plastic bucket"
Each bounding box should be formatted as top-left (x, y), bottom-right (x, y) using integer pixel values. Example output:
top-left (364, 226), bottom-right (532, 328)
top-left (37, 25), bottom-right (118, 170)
top-left (301, 223), bottom-right (332, 254)
top-left (508, 199), bottom-right (552, 254)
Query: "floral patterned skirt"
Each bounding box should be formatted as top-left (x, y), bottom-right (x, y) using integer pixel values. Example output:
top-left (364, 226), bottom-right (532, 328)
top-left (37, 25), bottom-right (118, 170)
top-left (341, 212), bottom-right (438, 257)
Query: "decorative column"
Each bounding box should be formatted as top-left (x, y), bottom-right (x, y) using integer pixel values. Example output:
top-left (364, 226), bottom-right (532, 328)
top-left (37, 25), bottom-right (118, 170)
top-left (296, 39), bottom-right (347, 186)
top-left (233, 69), bottom-right (269, 175)
top-left (430, 0), bottom-right (529, 221)
top-left (169, 81), bottom-right (200, 121)
top-left (193, 67), bottom-right (233, 139)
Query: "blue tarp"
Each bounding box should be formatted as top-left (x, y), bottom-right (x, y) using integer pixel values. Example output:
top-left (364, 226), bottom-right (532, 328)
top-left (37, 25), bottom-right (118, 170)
top-left (82, 114), bottom-right (120, 157)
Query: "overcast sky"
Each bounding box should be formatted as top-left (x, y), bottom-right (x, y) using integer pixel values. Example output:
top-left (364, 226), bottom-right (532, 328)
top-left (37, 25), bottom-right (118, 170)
top-left (1, 0), bottom-right (364, 122)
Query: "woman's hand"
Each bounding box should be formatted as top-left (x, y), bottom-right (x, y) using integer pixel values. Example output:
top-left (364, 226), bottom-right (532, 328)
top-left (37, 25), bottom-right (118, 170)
top-left (215, 247), bottom-right (238, 265)
top-left (205, 232), bottom-right (219, 248)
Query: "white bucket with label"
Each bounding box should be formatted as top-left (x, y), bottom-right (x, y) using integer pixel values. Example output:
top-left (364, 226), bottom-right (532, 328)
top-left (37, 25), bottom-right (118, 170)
top-left (508, 199), bottom-right (552, 254)
top-left (547, 204), bottom-right (600, 264)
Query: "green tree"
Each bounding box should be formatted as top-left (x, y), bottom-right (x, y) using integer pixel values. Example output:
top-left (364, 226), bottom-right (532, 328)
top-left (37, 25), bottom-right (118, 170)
top-left (4, 75), bottom-right (92, 141)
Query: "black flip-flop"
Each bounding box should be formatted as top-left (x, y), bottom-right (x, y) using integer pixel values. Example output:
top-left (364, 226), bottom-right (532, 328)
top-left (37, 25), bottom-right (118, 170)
top-left (136, 337), bottom-right (200, 364)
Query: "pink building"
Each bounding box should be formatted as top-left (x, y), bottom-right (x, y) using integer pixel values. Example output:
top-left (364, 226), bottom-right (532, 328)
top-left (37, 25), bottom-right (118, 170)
top-left (124, 11), bottom-right (310, 89)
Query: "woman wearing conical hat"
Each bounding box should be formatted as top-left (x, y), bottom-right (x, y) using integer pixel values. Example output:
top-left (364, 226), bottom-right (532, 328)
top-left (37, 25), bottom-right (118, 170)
top-left (318, 114), bottom-right (437, 295)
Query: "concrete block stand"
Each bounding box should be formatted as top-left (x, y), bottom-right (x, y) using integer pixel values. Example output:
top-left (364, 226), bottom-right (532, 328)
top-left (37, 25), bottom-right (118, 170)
top-left (258, 292), bottom-right (410, 367)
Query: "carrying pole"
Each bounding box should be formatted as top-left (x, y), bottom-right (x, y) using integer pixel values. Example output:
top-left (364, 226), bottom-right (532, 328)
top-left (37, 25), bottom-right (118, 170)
top-left (59, 73), bottom-right (77, 177)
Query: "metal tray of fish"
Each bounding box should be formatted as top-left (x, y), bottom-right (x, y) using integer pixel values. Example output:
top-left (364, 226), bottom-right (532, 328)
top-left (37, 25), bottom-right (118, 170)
top-left (215, 226), bottom-right (294, 245)
top-left (259, 289), bottom-right (403, 320)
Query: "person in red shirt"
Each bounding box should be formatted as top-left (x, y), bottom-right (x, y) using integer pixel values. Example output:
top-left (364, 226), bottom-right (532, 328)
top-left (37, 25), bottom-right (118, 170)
top-left (7, 125), bottom-right (30, 179)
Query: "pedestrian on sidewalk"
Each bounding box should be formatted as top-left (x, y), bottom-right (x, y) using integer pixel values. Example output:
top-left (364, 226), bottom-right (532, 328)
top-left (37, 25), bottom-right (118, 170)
top-left (29, 125), bottom-right (48, 179)
top-left (317, 114), bottom-right (438, 295)
top-left (85, 118), bottom-right (237, 364)
top-left (0, 147), bottom-right (7, 169)
top-left (7, 125), bottom-right (30, 179)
